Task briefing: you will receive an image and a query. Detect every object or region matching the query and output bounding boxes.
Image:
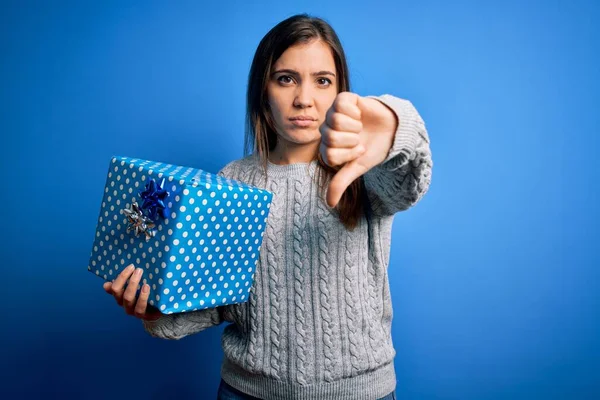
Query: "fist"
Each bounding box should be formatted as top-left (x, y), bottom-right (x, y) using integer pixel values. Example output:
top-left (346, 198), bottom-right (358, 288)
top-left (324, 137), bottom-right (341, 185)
top-left (319, 92), bottom-right (398, 208)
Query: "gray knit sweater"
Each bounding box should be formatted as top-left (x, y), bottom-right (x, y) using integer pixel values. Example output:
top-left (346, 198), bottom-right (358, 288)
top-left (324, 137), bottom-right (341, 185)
top-left (142, 94), bottom-right (433, 400)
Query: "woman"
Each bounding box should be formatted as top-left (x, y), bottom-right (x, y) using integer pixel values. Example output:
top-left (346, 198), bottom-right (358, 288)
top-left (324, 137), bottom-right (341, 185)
top-left (103, 13), bottom-right (432, 400)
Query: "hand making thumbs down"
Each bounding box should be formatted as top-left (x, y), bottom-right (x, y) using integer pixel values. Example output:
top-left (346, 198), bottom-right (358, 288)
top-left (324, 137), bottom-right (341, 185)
top-left (319, 92), bottom-right (399, 208)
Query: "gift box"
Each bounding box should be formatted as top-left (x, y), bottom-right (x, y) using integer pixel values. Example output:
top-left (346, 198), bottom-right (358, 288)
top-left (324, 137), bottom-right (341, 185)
top-left (88, 155), bottom-right (273, 314)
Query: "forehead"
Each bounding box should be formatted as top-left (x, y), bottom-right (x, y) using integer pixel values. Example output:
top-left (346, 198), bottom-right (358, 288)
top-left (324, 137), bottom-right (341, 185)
top-left (273, 39), bottom-right (336, 71)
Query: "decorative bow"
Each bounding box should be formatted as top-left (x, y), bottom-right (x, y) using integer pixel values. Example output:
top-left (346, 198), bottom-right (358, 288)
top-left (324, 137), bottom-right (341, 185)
top-left (122, 202), bottom-right (156, 241)
top-left (139, 178), bottom-right (170, 221)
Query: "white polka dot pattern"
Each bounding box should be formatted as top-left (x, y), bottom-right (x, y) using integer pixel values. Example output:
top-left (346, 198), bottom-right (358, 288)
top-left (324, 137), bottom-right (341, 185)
top-left (88, 156), bottom-right (273, 315)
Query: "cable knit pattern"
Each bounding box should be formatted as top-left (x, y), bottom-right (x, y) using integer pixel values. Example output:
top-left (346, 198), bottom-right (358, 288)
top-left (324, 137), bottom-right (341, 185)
top-left (359, 234), bottom-right (380, 368)
top-left (266, 178), bottom-right (283, 379)
top-left (142, 307), bottom-right (222, 340)
top-left (293, 179), bottom-right (309, 385)
top-left (225, 304), bottom-right (246, 363)
top-left (366, 240), bottom-right (385, 364)
top-left (246, 268), bottom-right (259, 372)
top-left (344, 228), bottom-right (364, 375)
top-left (141, 94), bottom-right (432, 400)
top-left (316, 196), bottom-right (337, 382)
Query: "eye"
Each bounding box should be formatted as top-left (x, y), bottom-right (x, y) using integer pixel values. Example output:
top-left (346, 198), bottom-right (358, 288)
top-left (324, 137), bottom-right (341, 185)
top-left (317, 77), bottom-right (332, 87)
top-left (277, 75), bottom-right (294, 85)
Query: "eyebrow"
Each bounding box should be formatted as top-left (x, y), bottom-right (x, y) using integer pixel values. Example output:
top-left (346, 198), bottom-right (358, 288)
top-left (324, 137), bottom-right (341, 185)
top-left (271, 69), bottom-right (336, 77)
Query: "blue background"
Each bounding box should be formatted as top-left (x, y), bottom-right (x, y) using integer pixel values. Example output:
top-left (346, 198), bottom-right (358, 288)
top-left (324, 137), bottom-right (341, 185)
top-left (1, 0), bottom-right (598, 399)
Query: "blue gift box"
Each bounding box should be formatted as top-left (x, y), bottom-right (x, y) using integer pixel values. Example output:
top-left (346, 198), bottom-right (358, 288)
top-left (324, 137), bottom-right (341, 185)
top-left (88, 156), bottom-right (273, 314)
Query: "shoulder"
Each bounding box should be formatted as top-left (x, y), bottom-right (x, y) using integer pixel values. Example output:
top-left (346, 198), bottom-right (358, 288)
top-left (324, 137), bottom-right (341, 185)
top-left (217, 153), bottom-right (261, 180)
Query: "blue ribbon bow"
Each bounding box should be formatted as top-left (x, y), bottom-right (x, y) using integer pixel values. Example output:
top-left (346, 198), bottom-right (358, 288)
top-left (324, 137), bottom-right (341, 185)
top-left (139, 178), bottom-right (170, 221)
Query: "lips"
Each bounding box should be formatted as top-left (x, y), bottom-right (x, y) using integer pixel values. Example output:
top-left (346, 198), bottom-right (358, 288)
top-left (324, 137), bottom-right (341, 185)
top-left (289, 118), bottom-right (316, 128)
top-left (289, 116), bottom-right (316, 121)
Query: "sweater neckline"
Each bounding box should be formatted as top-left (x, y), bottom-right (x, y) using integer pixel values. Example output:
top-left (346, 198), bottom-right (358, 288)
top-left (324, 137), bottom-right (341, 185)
top-left (265, 158), bottom-right (319, 179)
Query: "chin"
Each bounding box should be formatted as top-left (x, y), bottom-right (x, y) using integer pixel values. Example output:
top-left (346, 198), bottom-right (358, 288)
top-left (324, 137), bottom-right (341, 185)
top-left (284, 131), bottom-right (321, 144)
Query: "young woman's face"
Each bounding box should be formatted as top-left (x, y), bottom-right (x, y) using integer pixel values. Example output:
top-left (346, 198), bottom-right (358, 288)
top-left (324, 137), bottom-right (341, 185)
top-left (267, 39), bottom-right (338, 150)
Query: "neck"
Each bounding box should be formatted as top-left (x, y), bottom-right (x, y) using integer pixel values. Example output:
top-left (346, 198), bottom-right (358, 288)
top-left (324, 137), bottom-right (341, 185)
top-left (268, 140), bottom-right (320, 165)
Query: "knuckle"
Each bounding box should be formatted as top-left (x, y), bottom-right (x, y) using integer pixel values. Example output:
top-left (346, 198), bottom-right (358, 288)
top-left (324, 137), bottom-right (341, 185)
top-left (325, 148), bottom-right (335, 161)
top-left (134, 302), bottom-right (147, 317)
top-left (138, 290), bottom-right (148, 302)
top-left (327, 151), bottom-right (340, 166)
top-left (330, 113), bottom-right (343, 130)
top-left (336, 99), bottom-right (352, 113)
top-left (123, 294), bottom-right (135, 304)
top-left (337, 91), bottom-right (351, 102)
top-left (355, 121), bottom-right (363, 132)
top-left (118, 266), bottom-right (133, 279)
top-left (111, 282), bottom-right (124, 293)
top-left (135, 298), bottom-right (145, 309)
top-left (325, 134), bottom-right (338, 147)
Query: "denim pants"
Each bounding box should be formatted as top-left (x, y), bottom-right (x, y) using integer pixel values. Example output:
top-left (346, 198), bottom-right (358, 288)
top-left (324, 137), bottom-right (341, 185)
top-left (216, 379), bottom-right (396, 400)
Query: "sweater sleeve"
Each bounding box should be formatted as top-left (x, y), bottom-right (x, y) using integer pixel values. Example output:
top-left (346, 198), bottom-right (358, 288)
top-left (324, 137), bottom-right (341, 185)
top-left (362, 94), bottom-right (433, 217)
top-left (141, 162), bottom-right (237, 340)
top-left (142, 307), bottom-right (225, 340)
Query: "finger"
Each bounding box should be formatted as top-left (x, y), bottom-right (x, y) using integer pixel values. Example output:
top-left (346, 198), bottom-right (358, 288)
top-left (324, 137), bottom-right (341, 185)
top-left (123, 267), bottom-right (143, 313)
top-left (327, 160), bottom-right (368, 208)
top-left (320, 126), bottom-right (362, 149)
top-left (111, 264), bottom-right (135, 299)
top-left (103, 281), bottom-right (112, 294)
top-left (134, 283), bottom-right (151, 319)
top-left (320, 142), bottom-right (366, 168)
top-left (332, 92), bottom-right (361, 120)
top-left (326, 111), bottom-right (362, 134)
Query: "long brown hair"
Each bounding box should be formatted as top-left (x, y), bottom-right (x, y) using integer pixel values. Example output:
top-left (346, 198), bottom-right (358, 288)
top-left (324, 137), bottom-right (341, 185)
top-left (243, 13), bottom-right (366, 231)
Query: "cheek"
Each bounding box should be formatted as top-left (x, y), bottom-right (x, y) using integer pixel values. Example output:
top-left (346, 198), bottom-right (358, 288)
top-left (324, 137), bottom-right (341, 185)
top-left (267, 103), bottom-right (286, 132)
top-left (270, 106), bottom-right (285, 127)
top-left (267, 92), bottom-right (285, 120)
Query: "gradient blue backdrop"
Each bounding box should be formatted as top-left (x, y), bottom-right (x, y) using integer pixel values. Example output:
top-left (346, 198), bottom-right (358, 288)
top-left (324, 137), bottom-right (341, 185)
top-left (1, 0), bottom-right (598, 399)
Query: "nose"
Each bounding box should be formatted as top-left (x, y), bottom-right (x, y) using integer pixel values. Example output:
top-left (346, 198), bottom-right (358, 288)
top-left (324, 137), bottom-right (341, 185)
top-left (293, 84), bottom-right (314, 108)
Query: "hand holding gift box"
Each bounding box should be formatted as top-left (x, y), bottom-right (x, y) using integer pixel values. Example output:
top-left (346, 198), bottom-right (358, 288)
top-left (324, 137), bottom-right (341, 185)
top-left (88, 156), bottom-right (273, 315)
top-left (102, 264), bottom-right (164, 321)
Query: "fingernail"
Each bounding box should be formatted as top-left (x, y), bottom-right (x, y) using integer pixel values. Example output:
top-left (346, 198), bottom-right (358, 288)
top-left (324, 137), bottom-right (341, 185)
top-left (127, 264), bottom-right (134, 271)
top-left (142, 284), bottom-right (149, 293)
top-left (135, 268), bottom-right (143, 277)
